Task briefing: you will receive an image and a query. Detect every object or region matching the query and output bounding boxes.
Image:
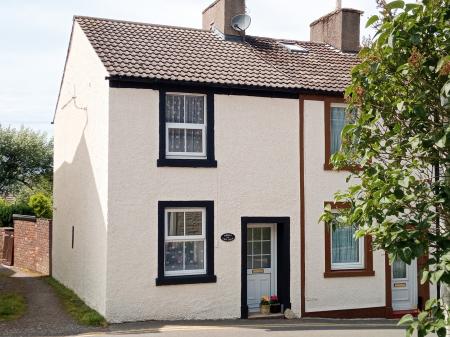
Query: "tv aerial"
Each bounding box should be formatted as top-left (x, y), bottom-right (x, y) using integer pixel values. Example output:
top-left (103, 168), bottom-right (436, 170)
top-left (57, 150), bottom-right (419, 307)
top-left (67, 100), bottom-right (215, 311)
top-left (231, 14), bottom-right (251, 32)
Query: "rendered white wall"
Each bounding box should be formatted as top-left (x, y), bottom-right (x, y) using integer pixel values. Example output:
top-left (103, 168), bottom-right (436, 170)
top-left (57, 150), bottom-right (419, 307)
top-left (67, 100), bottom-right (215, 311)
top-left (53, 21), bottom-right (109, 315)
top-left (303, 99), bottom-right (386, 312)
top-left (106, 89), bottom-right (300, 322)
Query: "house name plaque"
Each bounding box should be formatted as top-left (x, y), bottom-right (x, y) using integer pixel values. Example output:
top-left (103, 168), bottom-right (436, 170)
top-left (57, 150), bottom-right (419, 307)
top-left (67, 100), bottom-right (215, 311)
top-left (220, 233), bottom-right (235, 242)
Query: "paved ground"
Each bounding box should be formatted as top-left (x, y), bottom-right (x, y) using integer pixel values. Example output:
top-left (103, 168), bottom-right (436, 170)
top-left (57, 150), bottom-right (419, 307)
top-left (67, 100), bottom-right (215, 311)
top-left (77, 319), bottom-right (407, 337)
top-left (0, 265), bottom-right (411, 337)
top-left (0, 265), bottom-right (99, 337)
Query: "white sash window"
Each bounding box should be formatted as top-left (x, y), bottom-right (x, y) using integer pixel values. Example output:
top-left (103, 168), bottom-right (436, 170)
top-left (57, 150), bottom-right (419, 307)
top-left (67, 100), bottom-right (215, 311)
top-left (164, 208), bottom-right (206, 276)
top-left (165, 94), bottom-right (207, 159)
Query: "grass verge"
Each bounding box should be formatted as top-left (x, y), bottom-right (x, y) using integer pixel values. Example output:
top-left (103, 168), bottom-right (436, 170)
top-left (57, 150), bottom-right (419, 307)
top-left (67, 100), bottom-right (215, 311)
top-left (45, 277), bottom-right (107, 327)
top-left (0, 292), bottom-right (26, 321)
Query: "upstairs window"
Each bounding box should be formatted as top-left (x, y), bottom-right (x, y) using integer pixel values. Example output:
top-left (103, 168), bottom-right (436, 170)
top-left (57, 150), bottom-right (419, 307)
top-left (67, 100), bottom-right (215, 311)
top-left (166, 94), bottom-right (206, 159)
top-left (158, 91), bottom-right (216, 168)
top-left (330, 103), bottom-right (348, 155)
top-left (324, 100), bottom-right (357, 170)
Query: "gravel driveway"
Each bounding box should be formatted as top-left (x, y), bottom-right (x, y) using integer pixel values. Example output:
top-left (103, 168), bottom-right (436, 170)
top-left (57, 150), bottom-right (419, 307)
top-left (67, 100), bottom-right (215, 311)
top-left (0, 265), bottom-right (103, 337)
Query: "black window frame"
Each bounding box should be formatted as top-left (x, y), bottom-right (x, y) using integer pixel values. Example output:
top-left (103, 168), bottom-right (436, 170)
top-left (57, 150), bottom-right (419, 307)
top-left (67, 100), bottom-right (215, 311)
top-left (157, 90), bottom-right (217, 168)
top-left (156, 200), bottom-right (217, 286)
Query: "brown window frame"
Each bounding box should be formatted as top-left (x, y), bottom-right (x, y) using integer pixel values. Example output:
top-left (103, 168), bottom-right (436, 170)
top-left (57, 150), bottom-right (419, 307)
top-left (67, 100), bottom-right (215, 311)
top-left (324, 202), bottom-right (375, 278)
top-left (324, 98), bottom-right (362, 172)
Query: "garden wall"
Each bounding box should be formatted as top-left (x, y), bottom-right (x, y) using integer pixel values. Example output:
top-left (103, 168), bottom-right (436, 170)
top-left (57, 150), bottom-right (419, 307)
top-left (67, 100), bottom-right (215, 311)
top-left (13, 215), bottom-right (52, 275)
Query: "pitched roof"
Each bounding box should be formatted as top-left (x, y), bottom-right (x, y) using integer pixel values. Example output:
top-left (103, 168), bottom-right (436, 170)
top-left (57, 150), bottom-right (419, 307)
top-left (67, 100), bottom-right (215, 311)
top-left (75, 15), bottom-right (359, 93)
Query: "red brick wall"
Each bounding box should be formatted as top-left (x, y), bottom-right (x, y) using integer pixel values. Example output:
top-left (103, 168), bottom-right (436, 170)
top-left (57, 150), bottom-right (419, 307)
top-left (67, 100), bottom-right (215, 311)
top-left (13, 217), bottom-right (52, 275)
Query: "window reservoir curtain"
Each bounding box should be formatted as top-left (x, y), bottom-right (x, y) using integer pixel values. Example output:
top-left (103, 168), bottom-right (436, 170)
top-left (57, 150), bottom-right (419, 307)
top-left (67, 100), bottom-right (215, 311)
top-left (331, 107), bottom-right (346, 154)
top-left (332, 226), bottom-right (359, 264)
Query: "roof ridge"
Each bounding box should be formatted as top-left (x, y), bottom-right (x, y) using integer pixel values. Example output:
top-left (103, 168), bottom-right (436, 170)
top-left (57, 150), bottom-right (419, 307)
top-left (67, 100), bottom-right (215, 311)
top-left (74, 14), bottom-right (356, 55)
top-left (247, 34), bottom-right (330, 47)
top-left (74, 15), bottom-right (211, 33)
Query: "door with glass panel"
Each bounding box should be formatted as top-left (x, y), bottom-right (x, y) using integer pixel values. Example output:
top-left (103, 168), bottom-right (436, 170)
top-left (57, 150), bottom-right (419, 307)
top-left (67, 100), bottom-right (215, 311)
top-left (392, 258), bottom-right (418, 311)
top-left (246, 224), bottom-right (277, 312)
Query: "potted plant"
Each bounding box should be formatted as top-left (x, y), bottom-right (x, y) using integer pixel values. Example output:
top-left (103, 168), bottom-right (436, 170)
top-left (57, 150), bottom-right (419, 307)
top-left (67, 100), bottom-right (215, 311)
top-left (269, 295), bottom-right (281, 313)
top-left (260, 296), bottom-right (270, 314)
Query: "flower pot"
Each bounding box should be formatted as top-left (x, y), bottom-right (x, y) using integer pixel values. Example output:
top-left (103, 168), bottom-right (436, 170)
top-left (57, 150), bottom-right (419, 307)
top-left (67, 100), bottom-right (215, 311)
top-left (270, 303), bottom-right (281, 313)
top-left (260, 304), bottom-right (270, 315)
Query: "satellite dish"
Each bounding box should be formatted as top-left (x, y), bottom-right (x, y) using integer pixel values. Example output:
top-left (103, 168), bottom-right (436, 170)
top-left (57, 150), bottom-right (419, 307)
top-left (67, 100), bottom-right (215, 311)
top-left (231, 14), bottom-right (251, 32)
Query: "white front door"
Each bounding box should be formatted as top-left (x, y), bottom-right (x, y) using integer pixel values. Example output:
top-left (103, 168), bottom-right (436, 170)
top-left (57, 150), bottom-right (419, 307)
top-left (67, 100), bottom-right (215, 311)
top-left (392, 258), bottom-right (418, 311)
top-left (247, 224), bottom-right (277, 312)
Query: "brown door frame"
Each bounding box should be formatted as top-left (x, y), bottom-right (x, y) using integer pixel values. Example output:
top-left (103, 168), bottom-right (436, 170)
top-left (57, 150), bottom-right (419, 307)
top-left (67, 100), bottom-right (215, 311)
top-left (385, 254), bottom-right (430, 315)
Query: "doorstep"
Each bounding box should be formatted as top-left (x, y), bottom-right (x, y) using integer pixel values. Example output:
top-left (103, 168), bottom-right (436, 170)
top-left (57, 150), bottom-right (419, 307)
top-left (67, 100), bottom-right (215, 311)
top-left (248, 312), bottom-right (285, 320)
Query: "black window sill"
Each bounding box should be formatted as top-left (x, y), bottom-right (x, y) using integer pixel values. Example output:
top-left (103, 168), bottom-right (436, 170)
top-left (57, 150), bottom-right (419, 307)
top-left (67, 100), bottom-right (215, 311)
top-left (157, 159), bottom-right (217, 168)
top-left (156, 274), bottom-right (217, 286)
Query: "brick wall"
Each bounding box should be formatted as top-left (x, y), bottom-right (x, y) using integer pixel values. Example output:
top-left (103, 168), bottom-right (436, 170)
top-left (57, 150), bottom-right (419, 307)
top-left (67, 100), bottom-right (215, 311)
top-left (13, 215), bottom-right (52, 275)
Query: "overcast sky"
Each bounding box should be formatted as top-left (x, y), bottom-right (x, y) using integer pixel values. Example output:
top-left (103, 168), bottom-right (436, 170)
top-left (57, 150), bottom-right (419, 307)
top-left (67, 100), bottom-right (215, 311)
top-left (0, 0), bottom-right (382, 136)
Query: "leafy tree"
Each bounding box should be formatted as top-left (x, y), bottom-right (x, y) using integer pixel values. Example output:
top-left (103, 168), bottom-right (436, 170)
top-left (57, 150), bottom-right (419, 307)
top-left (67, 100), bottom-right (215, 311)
top-left (0, 126), bottom-right (53, 195)
top-left (28, 193), bottom-right (52, 219)
top-left (321, 1), bottom-right (450, 336)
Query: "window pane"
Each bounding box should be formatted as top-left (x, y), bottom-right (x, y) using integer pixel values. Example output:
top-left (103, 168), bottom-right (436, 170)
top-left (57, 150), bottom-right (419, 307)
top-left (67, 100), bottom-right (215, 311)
top-left (261, 255), bottom-right (271, 268)
top-left (166, 94), bottom-right (185, 123)
top-left (168, 128), bottom-right (185, 152)
top-left (167, 212), bottom-right (184, 236)
top-left (252, 256), bottom-right (262, 268)
top-left (247, 228), bottom-right (253, 241)
top-left (393, 258), bottom-right (407, 279)
top-left (331, 107), bottom-right (346, 155)
top-left (253, 242), bottom-right (262, 255)
top-left (262, 228), bottom-right (270, 240)
top-left (185, 212), bottom-right (202, 235)
top-left (332, 226), bottom-right (359, 264)
top-left (262, 241), bottom-right (271, 254)
top-left (185, 241), bottom-right (205, 270)
top-left (253, 228), bottom-right (262, 241)
top-left (186, 129), bottom-right (203, 153)
top-left (185, 96), bottom-right (205, 124)
top-left (247, 242), bottom-right (252, 256)
top-left (165, 242), bottom-right (184, 271)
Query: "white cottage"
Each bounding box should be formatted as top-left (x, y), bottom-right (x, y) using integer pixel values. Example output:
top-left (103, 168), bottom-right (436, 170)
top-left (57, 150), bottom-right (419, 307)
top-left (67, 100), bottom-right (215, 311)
top-left (53, 0), bottom-right (431, 323)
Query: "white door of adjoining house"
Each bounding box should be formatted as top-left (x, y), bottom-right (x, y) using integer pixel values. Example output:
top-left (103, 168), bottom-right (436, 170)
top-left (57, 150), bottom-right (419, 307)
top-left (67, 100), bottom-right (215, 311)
top-left (392, 258), bottom-right (418, 311)
top-left (247, 224), bottom-right (277, 312)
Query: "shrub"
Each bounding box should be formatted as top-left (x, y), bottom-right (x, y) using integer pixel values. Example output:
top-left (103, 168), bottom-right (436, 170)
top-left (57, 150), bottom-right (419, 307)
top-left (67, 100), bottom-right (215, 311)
top-left (0, 199), bottom-right (33, 227)
top-left (28, 193), bottom-right (52, 219)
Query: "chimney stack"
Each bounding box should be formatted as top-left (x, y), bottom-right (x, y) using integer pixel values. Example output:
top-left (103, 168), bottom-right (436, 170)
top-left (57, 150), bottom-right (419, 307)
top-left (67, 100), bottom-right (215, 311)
top-left (310, 6), bottom-right (363, 52)
top-left (202, 0), bottom-right (246, 37)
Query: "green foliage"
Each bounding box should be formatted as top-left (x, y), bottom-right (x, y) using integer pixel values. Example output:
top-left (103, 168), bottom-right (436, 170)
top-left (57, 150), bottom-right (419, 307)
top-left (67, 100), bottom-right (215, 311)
top-left (0, 199), bottom-right (34, 227)
top-left (0, 292), bottom-right (26, 321)
top-left (28, 193), bottom-right (52, 219)
top-left (15, 176), bottom-right (52, 205)
top-left (45, 277), bottom-right (107, 327)
top-left (321, 1), bottom-right (450, 336)
top-left (0, 125), bottom-right (53, 195)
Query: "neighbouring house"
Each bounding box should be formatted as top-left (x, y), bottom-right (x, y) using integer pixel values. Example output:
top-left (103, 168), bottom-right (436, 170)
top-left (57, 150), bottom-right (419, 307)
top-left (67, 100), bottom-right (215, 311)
top-left (52, 0), bottom-right (434, 323)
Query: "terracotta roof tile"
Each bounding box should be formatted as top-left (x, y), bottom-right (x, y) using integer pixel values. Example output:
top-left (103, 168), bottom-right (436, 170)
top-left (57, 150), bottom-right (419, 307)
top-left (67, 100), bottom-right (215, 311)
top-left (75, 16), bottom-right (359, 92)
